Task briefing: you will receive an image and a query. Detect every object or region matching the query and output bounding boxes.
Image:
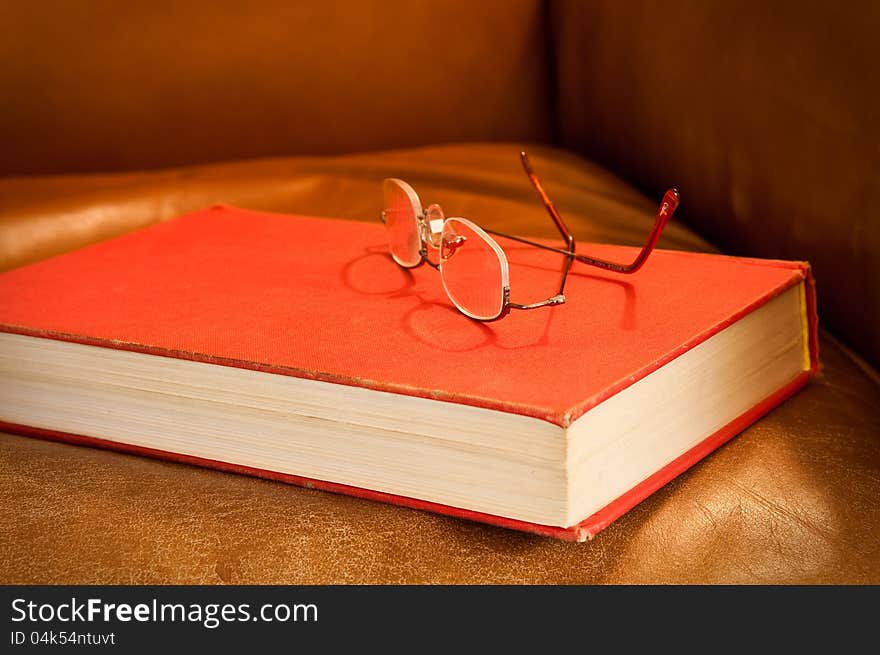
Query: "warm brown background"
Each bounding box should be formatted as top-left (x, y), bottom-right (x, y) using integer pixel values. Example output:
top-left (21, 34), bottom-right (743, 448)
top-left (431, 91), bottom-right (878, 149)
top-left (0, 0), bottom-right (552, 172)
top-left (1, 1), bottom-right (878, 583)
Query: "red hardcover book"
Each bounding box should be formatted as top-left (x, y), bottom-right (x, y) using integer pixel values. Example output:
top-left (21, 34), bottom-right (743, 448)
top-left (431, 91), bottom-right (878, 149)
top-left (0, 206), bottom-right (818, 541)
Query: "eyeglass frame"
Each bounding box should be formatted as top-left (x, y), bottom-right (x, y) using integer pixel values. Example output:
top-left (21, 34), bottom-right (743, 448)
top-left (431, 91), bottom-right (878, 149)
top-left (381, 151), bottom-right (680, 321)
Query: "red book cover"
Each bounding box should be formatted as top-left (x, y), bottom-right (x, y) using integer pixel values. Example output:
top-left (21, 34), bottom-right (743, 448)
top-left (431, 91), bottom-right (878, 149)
top-left (0, 206), bottom-right (818, 540)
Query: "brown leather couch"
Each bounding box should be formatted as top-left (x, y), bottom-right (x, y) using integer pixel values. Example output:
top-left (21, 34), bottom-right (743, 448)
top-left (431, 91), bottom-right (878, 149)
top-left (1, 1), bottom-right (878, 584)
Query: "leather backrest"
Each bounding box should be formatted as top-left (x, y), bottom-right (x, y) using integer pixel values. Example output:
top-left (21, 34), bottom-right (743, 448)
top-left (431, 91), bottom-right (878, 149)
top-left (0, 0), bottom-right (552, 175)
top-left (552, 0), bottom-right (880, 367)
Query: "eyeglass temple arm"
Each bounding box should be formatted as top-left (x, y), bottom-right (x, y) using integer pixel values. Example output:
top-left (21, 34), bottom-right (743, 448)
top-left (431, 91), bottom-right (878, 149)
top-left (489, 192), bottom-right (675, 310)
top-left (519, 152), bottom-right (575, 296)
top-left (489, 152), bottom-right (679, 311)
top-left (517, 151), bottom-right (680, 274)
top-left (487, 188), bottom-right (680, 275)
top-left (519, 152), bottom-right (575, 250)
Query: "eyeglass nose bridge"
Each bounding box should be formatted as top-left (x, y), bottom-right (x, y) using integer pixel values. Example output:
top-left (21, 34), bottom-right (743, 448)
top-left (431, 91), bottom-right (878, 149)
top-left (421, 203), bottom-right (445, 249)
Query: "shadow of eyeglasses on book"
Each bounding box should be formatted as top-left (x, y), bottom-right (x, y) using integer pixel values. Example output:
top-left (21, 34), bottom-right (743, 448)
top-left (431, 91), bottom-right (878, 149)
top-left (341, 243), bottom-right (638, 330)
top-left (341, 246), bottom-right (497, 351)
top-left (494, 241), bottom-right (639, 332)
top-left (341, 244), bottom-right (638, 350)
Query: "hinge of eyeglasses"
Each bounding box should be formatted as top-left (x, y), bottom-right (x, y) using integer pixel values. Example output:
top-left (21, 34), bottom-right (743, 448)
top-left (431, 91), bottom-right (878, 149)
top-left (380, 210), bottom-right (386, 224)
top-left (508, 294), bottom-right (566, 310)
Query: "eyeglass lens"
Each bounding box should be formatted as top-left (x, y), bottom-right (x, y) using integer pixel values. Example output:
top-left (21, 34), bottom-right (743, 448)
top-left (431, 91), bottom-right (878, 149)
top-left (440, 218), bottom-right (506, 320)
top-left (382, 179), bottom-right (422, 267)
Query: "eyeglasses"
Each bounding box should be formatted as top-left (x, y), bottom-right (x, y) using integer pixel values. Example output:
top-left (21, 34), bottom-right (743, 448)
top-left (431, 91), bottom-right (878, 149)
top-left (381, 152), bottom-right (680, 321)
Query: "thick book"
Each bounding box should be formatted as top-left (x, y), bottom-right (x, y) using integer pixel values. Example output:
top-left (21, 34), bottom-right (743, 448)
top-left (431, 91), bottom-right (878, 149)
top-left (0, 205), bottom-right (818, 541)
